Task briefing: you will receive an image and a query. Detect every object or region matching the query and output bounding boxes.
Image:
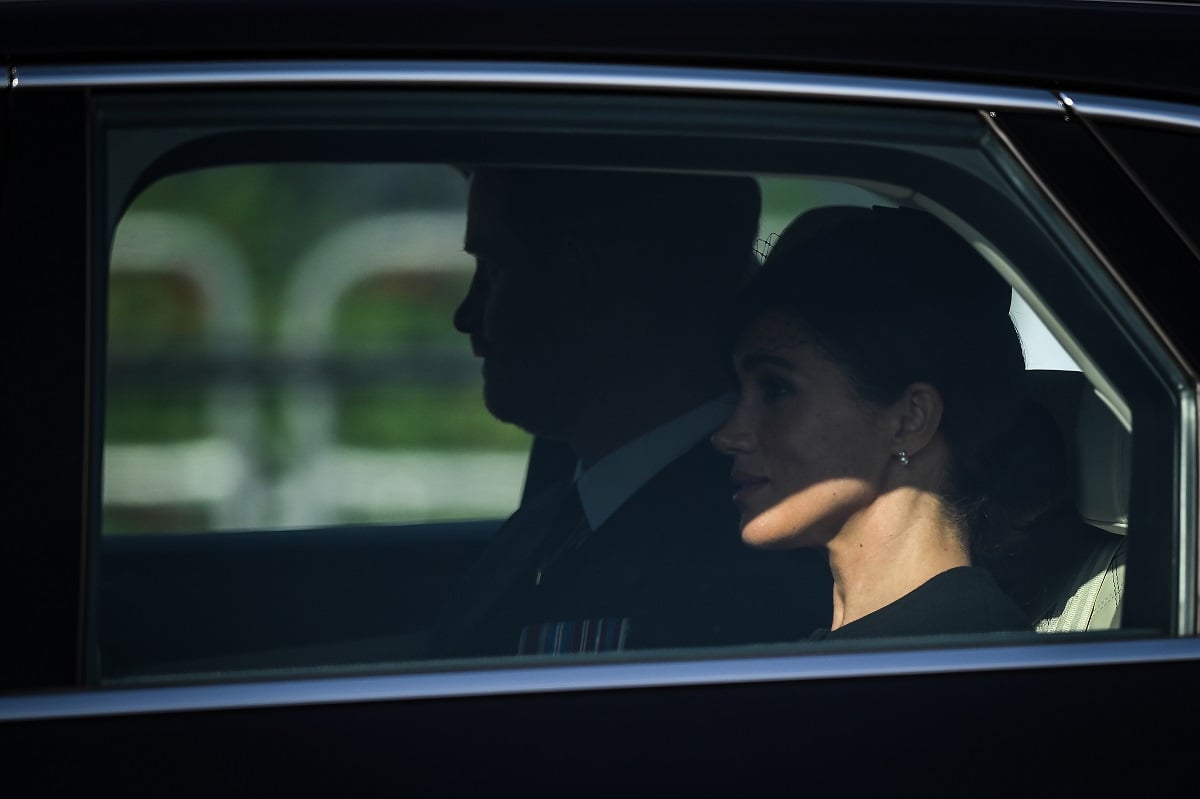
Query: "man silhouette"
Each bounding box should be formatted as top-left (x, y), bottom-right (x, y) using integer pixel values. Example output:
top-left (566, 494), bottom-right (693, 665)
top-left (426, 166), bottom-right (830, 657)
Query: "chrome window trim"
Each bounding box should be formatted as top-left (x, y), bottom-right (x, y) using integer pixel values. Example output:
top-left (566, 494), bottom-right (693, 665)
top-left (1065, 93), bottom-right (1200, 134)
top-left (1, 637), bottom-right (1196, 723)
top-left (13, 60), bottom-right (1199, 133)
top-left (12, 60), bottom-right (1065, 112)
top-left (1181, 389), bottom-right (1198, 633)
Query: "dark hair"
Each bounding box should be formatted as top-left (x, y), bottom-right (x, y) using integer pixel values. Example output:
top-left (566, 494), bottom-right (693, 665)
top-left (731, 205), bottom-right (1058, 559)
top-left (469, 166), bottom-right (761, 305)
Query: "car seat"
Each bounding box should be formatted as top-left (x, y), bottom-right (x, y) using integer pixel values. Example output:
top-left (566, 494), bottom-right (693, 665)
top-left (1034, 372), bottom-right (1128, 631)
top-left (1010, 369), bottom-right (1128, 632)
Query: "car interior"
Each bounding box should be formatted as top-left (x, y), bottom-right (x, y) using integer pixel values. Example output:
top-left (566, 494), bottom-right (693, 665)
top-left (95, 364), bottom-right (1133, 682)
top-left (1007, 368), bottom-right (1128, 631)
top-left (88, 88), bottom-right (1167, 687)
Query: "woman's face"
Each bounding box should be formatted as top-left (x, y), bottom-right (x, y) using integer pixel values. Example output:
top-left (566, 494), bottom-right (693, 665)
top-left (712, 308), bottom-right (896, 548)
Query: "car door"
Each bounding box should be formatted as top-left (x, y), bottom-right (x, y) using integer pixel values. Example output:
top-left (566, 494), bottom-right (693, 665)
top-left (2, 55), bottom-right (1199, 793)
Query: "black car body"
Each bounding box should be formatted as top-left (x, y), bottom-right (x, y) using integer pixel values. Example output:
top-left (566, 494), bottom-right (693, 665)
top-left (3, 0), bottom-right (1200, 792)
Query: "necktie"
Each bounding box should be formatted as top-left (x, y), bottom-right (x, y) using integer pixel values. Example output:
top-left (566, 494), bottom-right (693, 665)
top-left (518, 482), bottom-right (631, 655)
top-left (424, 477), bottom-right (587, 658)
top-left (533, 482), bottom-right (590, 586)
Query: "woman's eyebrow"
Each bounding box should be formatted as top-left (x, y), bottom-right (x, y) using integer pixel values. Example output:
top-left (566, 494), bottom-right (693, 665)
top-left (738, 351), bottom-right (797, 372)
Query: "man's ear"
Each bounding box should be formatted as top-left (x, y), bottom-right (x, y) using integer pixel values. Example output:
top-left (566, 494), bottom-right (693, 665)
top-left (890, 381), bottom-right (944, 457)
top-left (560, 233), bottom-right (627, 316)
top-left (546, 233), bottom-right (593, 302)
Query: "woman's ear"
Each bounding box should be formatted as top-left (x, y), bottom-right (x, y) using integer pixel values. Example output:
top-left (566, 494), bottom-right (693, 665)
top-left (891, 381), bottom-right (944, 457)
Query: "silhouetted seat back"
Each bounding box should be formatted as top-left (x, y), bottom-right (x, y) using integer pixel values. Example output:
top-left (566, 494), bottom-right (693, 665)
top-left (988, 370), bottom-right (1128, 631)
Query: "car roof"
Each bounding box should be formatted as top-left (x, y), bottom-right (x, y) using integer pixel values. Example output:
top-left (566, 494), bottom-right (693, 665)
top-left (3, 0), bottom-right (1200, 104)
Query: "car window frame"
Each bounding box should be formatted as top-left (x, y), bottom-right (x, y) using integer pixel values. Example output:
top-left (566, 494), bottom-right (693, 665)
top-left (3, 59), bottom-right (1198, 719)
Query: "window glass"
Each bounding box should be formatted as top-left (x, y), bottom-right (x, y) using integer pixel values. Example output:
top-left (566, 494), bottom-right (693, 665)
top-left (104, 163), bottom-right (529, 534)
top-left (1093, 120), bottom-right (1200, 257)
top-left (91, 89), bottom-right (1167, 687)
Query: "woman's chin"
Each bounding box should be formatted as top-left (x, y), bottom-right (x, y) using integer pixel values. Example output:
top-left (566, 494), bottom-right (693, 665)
top-left (740, 518), bottom-right (788, 549)
top-left (740, 511), bottom-right (812, 549)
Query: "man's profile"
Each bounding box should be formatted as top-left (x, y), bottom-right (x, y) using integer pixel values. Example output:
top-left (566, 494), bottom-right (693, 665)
top-left (425, 166), bottom-right (831, 657)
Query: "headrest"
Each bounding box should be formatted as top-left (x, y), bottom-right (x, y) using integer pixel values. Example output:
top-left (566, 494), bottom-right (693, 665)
top-left (1024, 370), bottom-right (1130, 535)
top-left (1075, 384), bottom-right (1131, 534)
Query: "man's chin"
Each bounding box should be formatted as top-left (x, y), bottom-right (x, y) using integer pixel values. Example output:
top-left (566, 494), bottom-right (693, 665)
top-left (483, 384), bottom-right (534, 428)
top-left (482, 382), bottom-right (572, 440)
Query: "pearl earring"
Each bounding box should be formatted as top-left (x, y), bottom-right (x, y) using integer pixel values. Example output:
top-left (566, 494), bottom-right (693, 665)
top-left (896, 450), bottom-right (910, 466)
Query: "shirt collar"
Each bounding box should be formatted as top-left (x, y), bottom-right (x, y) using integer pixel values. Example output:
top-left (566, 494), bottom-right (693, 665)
top-left (574, 394), bottom-right (735, 530)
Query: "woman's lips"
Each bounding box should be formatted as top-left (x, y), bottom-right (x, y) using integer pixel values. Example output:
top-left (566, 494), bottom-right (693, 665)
top-left (731, 472), bottom-right (768, 504)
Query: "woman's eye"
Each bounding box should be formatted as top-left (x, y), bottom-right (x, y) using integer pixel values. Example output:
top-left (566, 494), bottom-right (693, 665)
top-left (756, 373), bottom-right (793, 403)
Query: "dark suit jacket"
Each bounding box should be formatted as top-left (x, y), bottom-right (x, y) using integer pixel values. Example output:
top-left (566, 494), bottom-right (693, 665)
top-left (425, 437), bottom-right (833, 658)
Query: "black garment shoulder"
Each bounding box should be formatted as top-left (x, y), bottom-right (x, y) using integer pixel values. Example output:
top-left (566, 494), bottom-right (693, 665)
top-left (813, 566), bottom-right (1030, 641)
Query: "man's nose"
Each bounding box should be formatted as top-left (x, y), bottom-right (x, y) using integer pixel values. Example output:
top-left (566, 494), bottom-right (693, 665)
top-left (453, 268), bottom-right (488, 334)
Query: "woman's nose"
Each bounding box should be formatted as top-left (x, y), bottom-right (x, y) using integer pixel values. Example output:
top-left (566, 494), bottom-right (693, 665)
top-left (711, 413), bottom-right (751, 454)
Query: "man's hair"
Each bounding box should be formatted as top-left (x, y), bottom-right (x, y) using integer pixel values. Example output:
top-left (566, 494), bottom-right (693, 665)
top-left (470, 166), bottom-right (762, 305)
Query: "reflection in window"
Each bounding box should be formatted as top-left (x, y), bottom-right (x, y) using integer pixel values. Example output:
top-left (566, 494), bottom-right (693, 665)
top-left (104, 164), bottom-right (530, 535)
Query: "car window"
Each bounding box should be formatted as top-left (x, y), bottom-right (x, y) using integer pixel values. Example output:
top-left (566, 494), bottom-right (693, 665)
top-left (87, 86), bottom-right (1181, 687)
top-left (98, 162), bottom-right (531, 680)
top-left (104, 163), bottom-right (528, 533)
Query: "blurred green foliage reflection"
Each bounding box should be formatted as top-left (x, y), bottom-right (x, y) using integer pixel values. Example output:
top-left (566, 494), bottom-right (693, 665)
top-left (104, 163), bottom-right (530, 534)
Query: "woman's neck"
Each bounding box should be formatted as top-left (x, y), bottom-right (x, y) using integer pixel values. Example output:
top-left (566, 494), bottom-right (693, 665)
top-left (825, 488), bottom-right (969, 630)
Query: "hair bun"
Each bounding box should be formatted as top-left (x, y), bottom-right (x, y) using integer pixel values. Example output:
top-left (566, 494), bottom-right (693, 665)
top-left (765, 205), bottom-right (1012, 322)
